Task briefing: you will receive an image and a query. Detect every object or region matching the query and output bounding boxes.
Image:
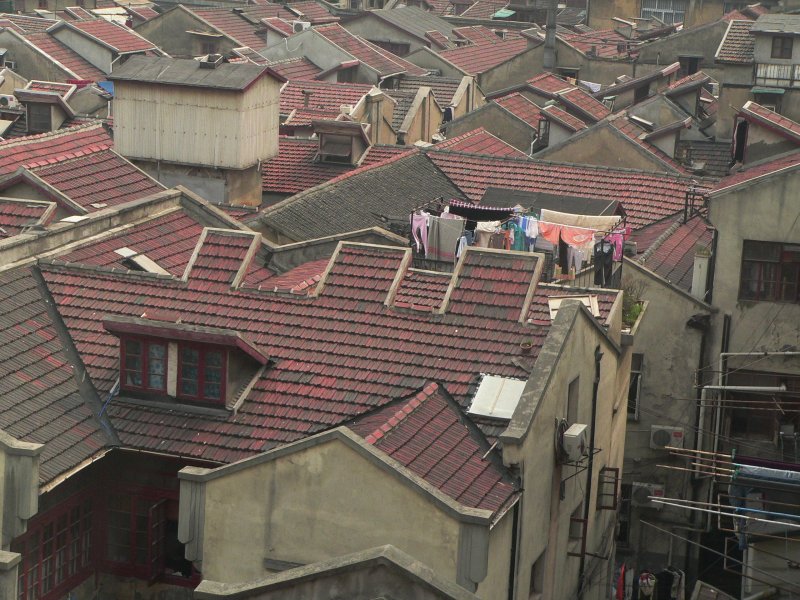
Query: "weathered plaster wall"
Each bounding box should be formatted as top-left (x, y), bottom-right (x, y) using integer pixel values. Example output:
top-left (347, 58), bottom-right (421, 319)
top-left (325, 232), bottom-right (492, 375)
top-left (444, 104), bottom-right (536, 151)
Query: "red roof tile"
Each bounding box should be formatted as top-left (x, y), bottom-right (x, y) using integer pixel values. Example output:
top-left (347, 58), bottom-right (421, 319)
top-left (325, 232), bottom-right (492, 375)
top-left (460, 0), bottom-right (509, 19)
top-left (285, 1), bottom-right (338, 24)
top-left (526, 71), bottom-right (571, 96)
top-left (25, 32), bottom-right (107, 81)
top-left (715, 19), bottom-right (754, 64)
top-left (0, 123), bottom-right (112, 178)
top-left (495, 92), bottom-right (544, 127)
top-left (350, 382), bottom-right (518, 513)
top-left (63, 6), bottom-right (94, 20)
top-left (26, 80), bottom-right (75, 96)
top-left (128, 6), bottom-right (159, 21)
top-left (268, 56), bottom-right (321, 79)
top-left (425, 29), bottom-right (450, 48)
top-left (438, 37), bottom-right (530, 75)
top-left (39, 238), bottom-right (610, 467)
top-left (261, 16), bottom-right (294, 37)
top-left (0, 13), bottom-right (57, 33)
top-left (451, 25), bottom-right (503, 45)
top-left (29, 148), bottom-right (164, 211)
top-left (542, 104), bottom-right (586, 132)
top-left (741, 101), bottom-right (800, 144)
top-left (607, 114), bottom-right (690, 174)
top-left (634, 214), bottom-right (714, 291)
top-left (280, 79), bottom-right (372, 115)
top-left (665, 70), bottom-right (709, 93)
top-left (712, 150), bottom-right (800, 193)
top-left (392, 268), bottom-right (450, 309)
top-left (428, 150), bottom-right (707, 229)
top-left (558, 28), bottom-right (630, 58)
top-left (65, 19), bottom-right (157, 53)
top-left (556, 87), bottom-right (611, 122)
top-left (315, 23), bottom-right (426, 77)
top-left (284, 107), bottom-right (340, 126)
top-left (261, 137), bottom-right (408, 194)
top-left (436, 127), bottom-right (527, 157)
top-left (252, 257), bottom-right (329, 293)
top-left (0, 199), bottom-right (52, 236)
top-left (185, 229), bottom-right (259, 290)
top-left (192, 6), bottom-right (287, 49)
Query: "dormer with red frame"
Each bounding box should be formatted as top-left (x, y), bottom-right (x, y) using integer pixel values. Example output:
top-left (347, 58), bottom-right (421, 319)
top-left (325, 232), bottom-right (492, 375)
top-left (104, 315), bottom-right (269, 410)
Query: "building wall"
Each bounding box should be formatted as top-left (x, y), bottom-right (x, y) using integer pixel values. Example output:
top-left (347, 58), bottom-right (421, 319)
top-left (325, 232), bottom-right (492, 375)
top-left (193, 437), bottom-right (464, 585)
top-left (742, 122), bottom-right (798, 165)
top-left (587, 0), bottom-right (638, 30)
top-left (477, 47), bottom-right (544, 96)
top-left (501, 300), bottom-right (628, 600)
top-left (350, 91), bottom-right (397, 145)
top-left (638, 20), bottom-right (729, 70)
top-left (0, 31), bottom-right (75, 83)
top-left (444, 104), bottom-right (537, 152)
top-left (135, 9), bottom-right (240, 58)
top-left (398, 88), bottom-right (443, 144)
top-left (0, 67), bottom-right (27, 95)
top-left (342, 17), bottom-right (429, 55)
top-left (113, 74), bottom-right (280, 169)
top-left (716, 84), bottom-right (752, 138)
top-left (406, 47), bottom-right (467, 80)
top-left (50, 27), bottom-right (114, 74)
top-left (753, 34), bottom-right (800, 64)
top-left (475, 512), bottom-right (513, 598)
top-left (708, 168), bottom-right (800, 365)
top-left (618, 261), bottom-right (709, 579)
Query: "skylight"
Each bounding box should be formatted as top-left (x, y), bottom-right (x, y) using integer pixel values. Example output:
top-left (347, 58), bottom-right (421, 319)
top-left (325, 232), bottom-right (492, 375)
top-left (468, 375), bottom-right (527, 420)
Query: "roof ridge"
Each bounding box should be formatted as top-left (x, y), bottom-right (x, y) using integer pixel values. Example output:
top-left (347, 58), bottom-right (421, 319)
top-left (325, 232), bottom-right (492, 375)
top-left (639, 218), bottom-right (682, 262)
top-left (363, 381), bottom-right (438, 444)
top-left (0, 121), bottom-right (105, 150)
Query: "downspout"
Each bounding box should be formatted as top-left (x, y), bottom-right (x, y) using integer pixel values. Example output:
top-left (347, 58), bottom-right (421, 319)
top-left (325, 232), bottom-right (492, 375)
top-left (507, 502), bottom-right (520, 600)
top-left (578, 346), bottom-right (602, 599)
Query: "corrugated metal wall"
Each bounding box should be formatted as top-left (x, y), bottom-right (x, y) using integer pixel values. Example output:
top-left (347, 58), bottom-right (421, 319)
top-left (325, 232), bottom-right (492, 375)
top-left (113, 76), bottom-right (280, 169)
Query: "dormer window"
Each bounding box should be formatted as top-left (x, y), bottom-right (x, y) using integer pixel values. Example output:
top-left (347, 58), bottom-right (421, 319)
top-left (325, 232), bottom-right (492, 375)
top-left (312, 119), bottom-right (371, 166)
top-left (122, 338), bottom-right (167, 391)
top-left (179, 345), bottom-right (226, 403)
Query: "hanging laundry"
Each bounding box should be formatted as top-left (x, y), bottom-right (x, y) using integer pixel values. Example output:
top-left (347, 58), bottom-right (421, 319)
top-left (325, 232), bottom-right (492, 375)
top-left (474, 220), bottom-right (501, 248)
top-left (606, 231), bottom-right (625, 261)
top-left (538, 222), bottom-right (596, 251)
top-left (410, 211), bottom-right (429, 256)
top-left (508, 220), bottom-right (527, 251)
top-left (540, 208), bottom-right (622, 232)
top-left (428, 216), bottom-right (464, 262)
top-left (594, 240), bottom-right (614, 286)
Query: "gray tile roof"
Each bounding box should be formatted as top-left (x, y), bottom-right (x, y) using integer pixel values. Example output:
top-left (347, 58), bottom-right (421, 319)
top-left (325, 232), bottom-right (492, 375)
top-left (368, 5), bottom-right (455, 41)
top-left (396, 74), bottom-right (462, 105)
top-left (751, 14), bottom-right (800, 34)
top-left (259, 151), bottom-right (463, 242)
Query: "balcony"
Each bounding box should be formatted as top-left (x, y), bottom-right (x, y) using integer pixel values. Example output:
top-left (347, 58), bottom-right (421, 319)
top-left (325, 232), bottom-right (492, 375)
top-left (755, 62), bottom-right (800, 88)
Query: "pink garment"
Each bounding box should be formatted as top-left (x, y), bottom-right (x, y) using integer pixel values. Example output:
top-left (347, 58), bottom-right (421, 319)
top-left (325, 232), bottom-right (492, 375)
top-left (411, 213), bottom-right (428, 255)
top-left (606, 232), bottom-right (624, 261)
top-left (538, 222), bottom-right (595, 250)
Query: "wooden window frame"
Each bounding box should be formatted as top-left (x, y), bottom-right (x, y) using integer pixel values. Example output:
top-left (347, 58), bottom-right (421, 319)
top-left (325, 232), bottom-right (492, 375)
top-left (12, 493), bottom-right (93, 600)
top-left (597, 466), bottom-right (620, 510)
top-left (120, 337), bottom-right (168, 394)
top-left (177, 343), bottom-right (227, 404)
top-left (771, 36), bottom-right (793, 60)
top-left (628, 353), bottom-right (643, 420)
top-left (739, 240), bottom-right (800, 303)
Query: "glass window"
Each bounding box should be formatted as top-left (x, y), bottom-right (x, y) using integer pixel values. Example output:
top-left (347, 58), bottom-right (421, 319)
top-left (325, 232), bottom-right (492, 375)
top-left (740, 241), bottom-right (800, 303)
top-left (628, 354), bottom-right (643, 420)
top-left (179, 345), bottom-right (226, 403)
top-left (121, 339), bottom-right (167, 392)
top-left (771, 36), bottom-right (793, 59)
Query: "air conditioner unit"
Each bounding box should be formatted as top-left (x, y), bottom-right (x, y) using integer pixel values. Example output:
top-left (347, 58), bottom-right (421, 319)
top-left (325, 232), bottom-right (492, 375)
top-left (292, 20), bottom-right (311, 33)
top-left (0, 94), bottom-right (19, 108)
top-left (562, 423), bottom-right (588, 462)
top-left (631, 482), bottom-right (665, 509)
top-left (650, 425), bottom-right (685, 450)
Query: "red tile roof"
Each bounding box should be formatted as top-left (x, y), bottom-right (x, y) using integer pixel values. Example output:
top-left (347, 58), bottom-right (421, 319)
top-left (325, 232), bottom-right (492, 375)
top-left (25, 32), bottom-right (107, 81)
top-left (261, 16), bottom-right (294, 37)
top-left (712, 150), bottom-right (800, 193)
top-left (252, 257), bottom-right (329, 293)
top-left (526, 71), bottom-right (571, 96)
top-left (63, 6), bottom-right (94, 20)
top-left (438, 37), bottom-right (530, 75)
top-left (350, 382), bottom-right (518, 513)
top-left (280, 79), bottom-right (372, 116)
top-left (232, 45), bottom-right (270, 65)
top-left (665, 70), bottom-right (709, 94)
top-left (269, 56), bottom-right (322, 80)
top-left (740, 101), bottom-right (800, 144)
top-left (37, 236), bottom-right (619, 470)
top-left (65, 19), bottom-right (157, 53)
top-left (185, 229), bottom-right (259, 291)
top-left (285, 1), bottom-right (338, 24)
top-left (0, 13), bottom-right (57, 33)
top-left (315, 24), bottom-right (426, 77)
top-left (284, 107), bottom-right (340, 126)
top-left (451, 25), bottom-right (503, 45)
top-left (427, 151), bottom-right (707, 229)
top-left (0, 123), bottom-right (112, 178)
top-left (29, 148), bottom-right (164, 211)
top-left (192, 7), bottom-right (273, 49)
top-left (555, 87), bottom-right (611, 122)
top-left (128, 6), bottom-right (160, 21)
top-left (262, 136), bottom-right (408, 194)
top-left (495, 92), bottom-right (544, 127)
top-left (607, 114), bottom-right (690, 174)
top-left (0, 199), bottom-right (52, 236)
top-left (425, 29), bottom-right (450, 49)
top-left (558, 28), bottom-right (630, 58)
top-left (391, 268), bottom-right (450, 309)
top-left (715, 20), bottom-right (754, 64)
top-left (633, 214), bottom-right (714, 291)
top-left (436, 127), bottom-right (527, 157)
top-left (542, 104), bottom-right (587, 132)
top-left (26, 80), bottom-right (76, 97)
top-left (0, 266), bottom-right (111, 485)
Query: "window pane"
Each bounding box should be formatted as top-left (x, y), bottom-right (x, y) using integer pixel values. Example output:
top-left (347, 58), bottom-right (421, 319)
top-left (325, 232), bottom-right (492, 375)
top-left (125, 339), bottom-right (142, 356)
top-left (204, 382), bottom-right (221, 400)
top-left (180, 347), bottom-right (200, 396)
top-left (743, 241), bottom-right (780, 261)
top-left (147, 343), bottom-right (166, 390)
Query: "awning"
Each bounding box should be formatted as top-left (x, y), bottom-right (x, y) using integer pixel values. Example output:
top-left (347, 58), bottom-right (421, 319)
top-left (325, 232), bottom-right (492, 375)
top-left (493, 8), bottom-right (515, 17)
top-left (751, 86), bottom-right (785, 95)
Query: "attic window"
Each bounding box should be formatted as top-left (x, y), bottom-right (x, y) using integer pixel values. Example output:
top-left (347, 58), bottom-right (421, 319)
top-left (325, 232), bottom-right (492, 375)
top-left (547, 295), bottom-right (601, 320)
top-left (122, 338), bottom-right (167, 392)
top-left (178, 345), bottom-right (226, 403)
top-left (114, 247), bottom-right (170, 275)
top-left (319, 134), bottom-right (352, 163)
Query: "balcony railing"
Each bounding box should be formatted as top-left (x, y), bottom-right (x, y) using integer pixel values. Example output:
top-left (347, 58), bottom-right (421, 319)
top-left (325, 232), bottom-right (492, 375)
top-left (755, 62), bottom-right (800, 88)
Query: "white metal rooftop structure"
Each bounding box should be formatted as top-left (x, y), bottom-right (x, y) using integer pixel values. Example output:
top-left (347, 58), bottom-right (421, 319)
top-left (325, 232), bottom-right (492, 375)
top-left (468, 375), bottom-right (527, 420)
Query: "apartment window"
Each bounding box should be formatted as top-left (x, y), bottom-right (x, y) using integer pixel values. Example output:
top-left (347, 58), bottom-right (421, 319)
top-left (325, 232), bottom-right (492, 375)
top-left (739, 241), bottom-right (800, 303)
top-left (616, 484), bottom-right (632, 546)
top-left (178, 345), bottom-right (226, 403)
top-left (771, 36), bottom-right (793, 59)
top-left (567, 376), bottom-right (579, 424)
top-left (641, 0), bottom-right (686, 24)
top-left (628, 354), bottom-right (643, 420)
top-left (27, 104), bottom-right (51, 134)
top-left (12, 496), bottom-right (93, 600)
top-left (121, 338), bottom-right (167, 392)
top-left (634, 84), bottom-right (650, 104)
top-left (678, 56), bottom-right (700, 77)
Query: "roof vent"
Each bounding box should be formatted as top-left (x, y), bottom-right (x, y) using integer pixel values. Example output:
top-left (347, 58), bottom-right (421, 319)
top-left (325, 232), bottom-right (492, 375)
top-left (629, 114), bottom-right (654, 131)
top-left (200, 54), bottom-right (224, 69)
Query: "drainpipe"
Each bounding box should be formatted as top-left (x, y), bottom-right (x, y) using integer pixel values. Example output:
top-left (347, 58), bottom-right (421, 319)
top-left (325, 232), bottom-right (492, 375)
top-left (578, 346), bottom-right (602, 599)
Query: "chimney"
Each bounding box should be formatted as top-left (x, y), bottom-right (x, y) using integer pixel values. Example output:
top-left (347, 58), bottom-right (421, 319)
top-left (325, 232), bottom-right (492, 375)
top-left (200, 54), bottom-right (224, 69)
top-left (691, 245), bottom-right (711, 301)
top-left (302, 89), bottom-right (313, 107)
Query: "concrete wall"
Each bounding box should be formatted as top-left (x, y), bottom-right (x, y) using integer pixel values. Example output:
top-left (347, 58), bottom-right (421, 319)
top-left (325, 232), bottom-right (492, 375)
top-left (184, 436), bottom-right (464, 586)
top-left (113, 74), bottom-right (280, 169)
top-left (444, 103), bottom-right (537, 152)
top-left (398, 87), bottom-right (443, 144)
top-left (637, 21), bottom-right (729, 71)
top-left (406, 47), bottom-right (467, 80)
top-left (135, 8), bottom-right (241, 59)
top-left (708, 168), bottom-right (800, 364)
top-left (350, 90), bottom-right (397, 145)
top-left (50, 26), bottom-right (114, 74)
top-left (0, 431), bottom-right (42, 550)
top-left (343, 16), bottom-right (429, 55)
top-left (0, 31), bottom-right (76, 83)
top-left (742, 121), bottom-right (798, 165)
top-left (501, 299), bottom-right (628, 600)
top-left (478, 47), bottom-right (544, 95)
top-left (0, 67), bottom-right (26, 95)
top-left (716, 83), bottom-right (752, 138)
top-left (744, 538), bottom-right (800, 598)
top-left (618, 260), bottom-right (709, 579)
top-left (753, 33), bottom-right (800, 64)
